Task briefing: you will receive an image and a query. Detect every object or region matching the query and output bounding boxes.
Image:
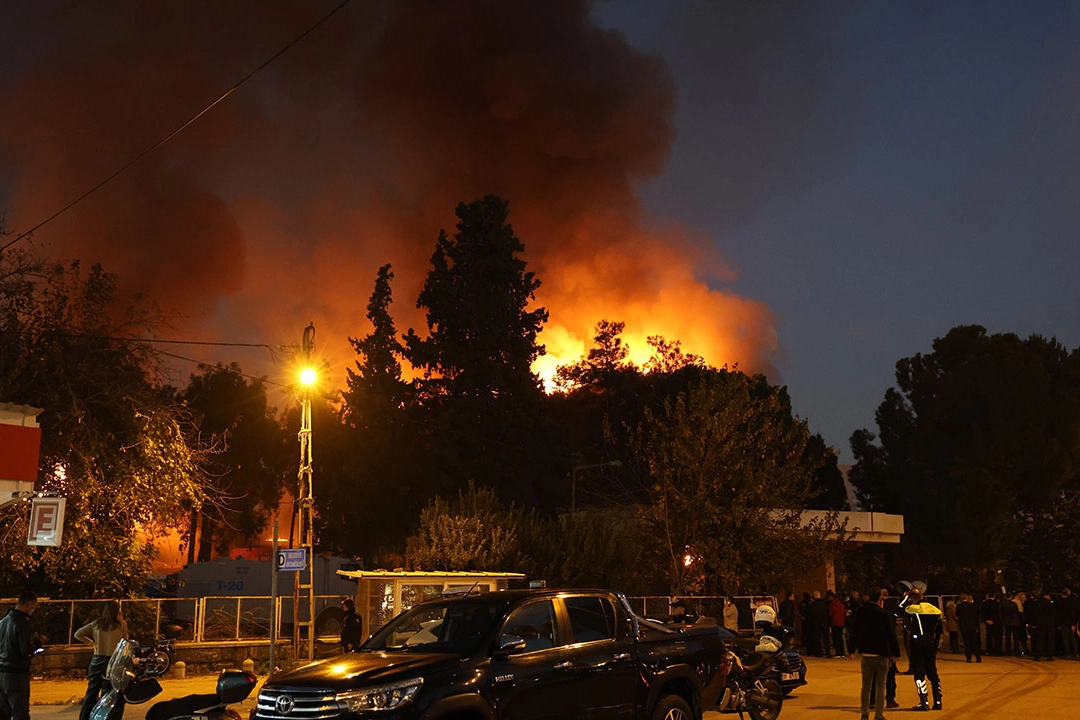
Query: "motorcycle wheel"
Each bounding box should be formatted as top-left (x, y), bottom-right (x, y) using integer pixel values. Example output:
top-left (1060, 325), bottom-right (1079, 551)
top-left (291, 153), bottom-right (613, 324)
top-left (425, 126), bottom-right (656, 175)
top-left (142, 650), bottom-right (172, 677)
top-left (651, 694), bottom-right (693, 720)
top-left (746, 678), bottom-right (784, 720)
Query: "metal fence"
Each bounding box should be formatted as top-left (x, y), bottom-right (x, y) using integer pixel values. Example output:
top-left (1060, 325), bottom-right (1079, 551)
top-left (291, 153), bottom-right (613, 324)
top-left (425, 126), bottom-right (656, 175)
top-left (21, 591), bottom-right (962, 647)
top-left (625, 595), bottom-right (776, 631)
top-left (9, 596), bottom-right (348, 647)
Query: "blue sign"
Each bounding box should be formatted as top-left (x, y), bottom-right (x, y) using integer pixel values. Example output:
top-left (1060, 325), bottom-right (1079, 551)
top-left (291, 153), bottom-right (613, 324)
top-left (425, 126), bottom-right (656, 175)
top-left (277, 548), bottom-right (307, 571)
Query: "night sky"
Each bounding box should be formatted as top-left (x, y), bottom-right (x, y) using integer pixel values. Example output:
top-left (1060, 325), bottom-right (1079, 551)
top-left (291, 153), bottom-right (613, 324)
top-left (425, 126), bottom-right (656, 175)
top-left (3, 1), bottom-right (1079, 462)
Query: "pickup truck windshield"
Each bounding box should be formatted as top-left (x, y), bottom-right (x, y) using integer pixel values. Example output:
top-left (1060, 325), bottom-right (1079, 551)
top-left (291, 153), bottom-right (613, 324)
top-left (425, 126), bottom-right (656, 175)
top-left (363, 599), bottom-right (510, 654)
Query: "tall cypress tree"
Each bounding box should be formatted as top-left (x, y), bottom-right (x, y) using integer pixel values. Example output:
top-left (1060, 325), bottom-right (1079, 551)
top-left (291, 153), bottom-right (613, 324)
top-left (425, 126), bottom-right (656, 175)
top-left (404, 196), bottom-right (552, 507)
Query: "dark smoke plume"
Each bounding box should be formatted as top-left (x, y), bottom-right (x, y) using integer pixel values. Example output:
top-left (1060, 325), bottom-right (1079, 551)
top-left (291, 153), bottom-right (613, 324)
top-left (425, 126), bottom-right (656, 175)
top-left (0, 0), bottom-right (777, 384)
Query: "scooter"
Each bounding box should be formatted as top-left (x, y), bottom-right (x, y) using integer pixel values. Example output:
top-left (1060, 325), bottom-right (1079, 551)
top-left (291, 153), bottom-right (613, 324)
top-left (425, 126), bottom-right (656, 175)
top-left (144, 670), bottom-right (258, 720)
top-left (90, 638), bottom-right (258, 720)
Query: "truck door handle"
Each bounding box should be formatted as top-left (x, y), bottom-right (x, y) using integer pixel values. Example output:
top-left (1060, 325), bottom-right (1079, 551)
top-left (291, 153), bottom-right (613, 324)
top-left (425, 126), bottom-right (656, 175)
top-left (553, 661), bottom-right (573, 670)
top-left (613, 653), bottom-right (631, 661)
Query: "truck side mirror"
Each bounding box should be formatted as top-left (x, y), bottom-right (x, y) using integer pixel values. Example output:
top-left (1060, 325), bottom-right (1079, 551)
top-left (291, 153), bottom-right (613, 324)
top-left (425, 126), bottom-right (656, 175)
top-left (494, 635), bottom-right (528, 657)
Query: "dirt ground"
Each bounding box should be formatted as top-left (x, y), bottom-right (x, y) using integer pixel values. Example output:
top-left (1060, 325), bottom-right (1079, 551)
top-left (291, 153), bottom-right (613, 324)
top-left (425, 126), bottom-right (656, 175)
top-left (26, 651), bottom-right (1080, 720)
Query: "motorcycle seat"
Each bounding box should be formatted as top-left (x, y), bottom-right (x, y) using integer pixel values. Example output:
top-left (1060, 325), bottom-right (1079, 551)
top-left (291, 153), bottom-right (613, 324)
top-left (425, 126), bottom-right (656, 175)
top-left (739, 652), bottom-right (773, 673)
top-left (145, 693), bottom-right (221, 720)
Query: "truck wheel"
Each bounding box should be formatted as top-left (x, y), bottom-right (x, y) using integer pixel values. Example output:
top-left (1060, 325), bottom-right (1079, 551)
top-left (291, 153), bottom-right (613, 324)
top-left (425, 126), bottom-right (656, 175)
top-left (651, 695), bottom-right (693, 720)
top-left (747, 678), bottom-right (783, 720)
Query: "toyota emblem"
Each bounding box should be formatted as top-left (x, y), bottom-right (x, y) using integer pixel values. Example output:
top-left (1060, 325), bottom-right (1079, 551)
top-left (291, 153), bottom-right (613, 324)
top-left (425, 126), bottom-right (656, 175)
top-left (275, 695), bottom-right (295, 715)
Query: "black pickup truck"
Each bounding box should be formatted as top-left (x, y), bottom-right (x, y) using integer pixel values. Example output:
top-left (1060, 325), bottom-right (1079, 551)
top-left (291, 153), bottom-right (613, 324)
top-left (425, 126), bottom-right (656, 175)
top-left (253, 588), bottom-right (730, 720)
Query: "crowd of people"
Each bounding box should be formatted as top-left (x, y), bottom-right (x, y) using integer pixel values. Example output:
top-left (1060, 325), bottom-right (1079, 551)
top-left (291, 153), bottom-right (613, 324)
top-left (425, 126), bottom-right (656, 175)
top-left (785, 583), bottom-right (1080, 719)
top-left (942, 588), bottom-right (1080, 661)
top-left (790, 584), bottom-right (1080, 663)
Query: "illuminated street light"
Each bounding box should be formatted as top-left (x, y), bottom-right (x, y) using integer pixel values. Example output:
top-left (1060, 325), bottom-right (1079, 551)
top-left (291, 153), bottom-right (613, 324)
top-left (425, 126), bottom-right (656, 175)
top-left (570, 460), bottom-right (622, 515)
top-left (293, 323), bottom-right (316, 661)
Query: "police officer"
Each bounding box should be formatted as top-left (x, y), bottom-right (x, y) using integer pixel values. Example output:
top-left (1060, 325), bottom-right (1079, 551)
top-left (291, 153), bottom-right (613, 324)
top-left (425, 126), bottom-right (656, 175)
top-left (899, 589), bottom-right (942, 711)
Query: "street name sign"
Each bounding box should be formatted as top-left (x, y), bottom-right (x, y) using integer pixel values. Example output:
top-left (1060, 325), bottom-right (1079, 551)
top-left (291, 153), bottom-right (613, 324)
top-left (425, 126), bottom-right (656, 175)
top-left (278, 548), bottom-right (307, 571)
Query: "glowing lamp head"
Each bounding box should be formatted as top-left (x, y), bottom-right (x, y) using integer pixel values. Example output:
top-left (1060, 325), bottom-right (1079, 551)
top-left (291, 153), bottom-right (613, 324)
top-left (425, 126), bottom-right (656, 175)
top-left (299, 367), bottom-right (318, 387)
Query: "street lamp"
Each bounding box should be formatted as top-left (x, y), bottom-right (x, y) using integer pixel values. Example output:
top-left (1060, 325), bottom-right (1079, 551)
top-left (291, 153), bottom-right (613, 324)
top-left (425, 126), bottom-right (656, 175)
top-left (570, 460), bottom-right (622, 515)
top-left (293, 323), bottom-right (316, 661)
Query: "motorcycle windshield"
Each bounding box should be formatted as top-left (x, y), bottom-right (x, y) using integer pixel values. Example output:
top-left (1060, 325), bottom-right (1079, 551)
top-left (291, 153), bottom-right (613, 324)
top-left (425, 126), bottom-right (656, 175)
top-left (89, 691), bottom-right (118, 720)
top-left (107, 639), bottom-right (136, 691)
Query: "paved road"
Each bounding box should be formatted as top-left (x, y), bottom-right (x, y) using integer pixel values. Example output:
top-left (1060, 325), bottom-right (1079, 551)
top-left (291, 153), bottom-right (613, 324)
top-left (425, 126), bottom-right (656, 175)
top-left (27, 652), bottom-right (1080, 720)
top-left (705, 653), bottom-right (1080, 720)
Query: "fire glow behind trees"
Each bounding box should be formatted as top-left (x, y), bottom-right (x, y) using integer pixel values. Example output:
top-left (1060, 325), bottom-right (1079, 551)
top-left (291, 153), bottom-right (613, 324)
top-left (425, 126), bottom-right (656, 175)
top-left (0, 1), bottom-right (776, 396)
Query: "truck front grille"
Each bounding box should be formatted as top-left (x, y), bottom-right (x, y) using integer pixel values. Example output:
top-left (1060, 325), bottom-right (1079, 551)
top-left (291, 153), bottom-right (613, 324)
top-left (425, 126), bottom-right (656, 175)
top-left (256, 686), bottom-right (340, 720)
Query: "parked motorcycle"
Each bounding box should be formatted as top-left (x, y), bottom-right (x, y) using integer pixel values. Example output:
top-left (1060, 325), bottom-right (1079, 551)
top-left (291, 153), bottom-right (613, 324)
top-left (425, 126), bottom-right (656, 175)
top-left (134, 637), bottom-right (174, 677)
top-left (90, 638), bottom-right (257, 720)
top-left (715, 632), bottom-right (785, 720)
top-left (756, 624), bottom-right (807, 696)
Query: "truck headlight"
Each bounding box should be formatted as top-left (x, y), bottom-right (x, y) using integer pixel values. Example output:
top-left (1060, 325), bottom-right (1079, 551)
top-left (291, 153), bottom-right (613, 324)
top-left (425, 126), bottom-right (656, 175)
top-left (337, 678), bottom-right (423, 712)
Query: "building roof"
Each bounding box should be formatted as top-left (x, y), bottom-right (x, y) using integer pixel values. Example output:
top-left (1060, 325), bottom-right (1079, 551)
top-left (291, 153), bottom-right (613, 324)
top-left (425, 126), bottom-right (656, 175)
top-left (337, 569), bottom-right (526, 580)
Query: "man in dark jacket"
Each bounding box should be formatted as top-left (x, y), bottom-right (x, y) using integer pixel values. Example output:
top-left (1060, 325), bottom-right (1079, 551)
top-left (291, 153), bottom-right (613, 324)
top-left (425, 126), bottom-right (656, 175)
top-left (809, 591), bottom-right (830, 657)
top-left (778, 591), bottom-right (796, 628)
top-left (0, 591), bottom-right (40, 720)
top-left (981, 592), bottom-right (1002, 655)
top-left (852, 588), bottom-right (901, 720)
top-left (339, 598), bottom-right (363, 652)
top-left (1029, 589), bottom-right (1056, 661)
top-left (955, 593), bottom-right (981, 663)
top-left (1055, 588), bottom-right (1079, 659)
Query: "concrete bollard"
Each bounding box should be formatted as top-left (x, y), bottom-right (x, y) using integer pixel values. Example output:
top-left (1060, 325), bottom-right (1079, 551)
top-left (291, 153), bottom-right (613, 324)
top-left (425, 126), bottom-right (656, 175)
top-left (173, 661), bottom-right (187, 679)
top-left (242, 658), bottom-right (255, 673)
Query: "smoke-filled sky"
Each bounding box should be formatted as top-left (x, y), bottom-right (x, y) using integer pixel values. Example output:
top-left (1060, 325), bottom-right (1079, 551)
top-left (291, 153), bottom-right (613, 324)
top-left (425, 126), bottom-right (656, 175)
top-left (3, 1), bottom-right (1079, 462)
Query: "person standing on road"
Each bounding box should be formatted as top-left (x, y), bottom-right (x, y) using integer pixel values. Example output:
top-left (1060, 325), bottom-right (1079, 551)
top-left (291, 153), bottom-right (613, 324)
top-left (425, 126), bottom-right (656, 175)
top-left (900, 588), bottom-right (943, 711)
top-left (852, 587), bottom-right (901, 720)
top-left (723, 598), bottom-right (740, 633)
top-left (846, 590), bottom-right (864, 657)
top-left (778, 591), bottom-right (796, 628)
top-left (1000, 592), bottom-right (1020, 656)
top-left (1029, 589), bottom-right (1056, 661)
top-left (340, 598), bottom-right (362, 652)
top-left (1013, 592), bottom-right (1030, 656)
top-left (828, 591), bottom-right (848, 657)
top-left (798, 592), bottom-right (813, 653)
top-left (1055, 587), bottom-right (1079, 659)
top-left (944, 600), bottom-right (960, 654)
top-left (74, 600), bottom-right (129, 720)
top-left (982, 592), bottom-right (1002, 656)
top-left (810, 591), bottom-right (830, 657)
top-left (956, 593), bottom-right (981, 663)
top-left (0, 590), bottom-right (40, 720)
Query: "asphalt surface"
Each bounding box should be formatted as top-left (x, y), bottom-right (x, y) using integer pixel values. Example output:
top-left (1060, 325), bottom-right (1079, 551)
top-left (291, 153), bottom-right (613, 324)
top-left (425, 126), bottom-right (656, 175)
top-left (26, 652), bottom-right (1080, 720)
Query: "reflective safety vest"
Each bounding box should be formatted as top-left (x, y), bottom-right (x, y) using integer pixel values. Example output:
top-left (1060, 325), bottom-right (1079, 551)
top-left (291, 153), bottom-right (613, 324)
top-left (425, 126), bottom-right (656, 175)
top-left (905, 602), bottom-right (943, 642)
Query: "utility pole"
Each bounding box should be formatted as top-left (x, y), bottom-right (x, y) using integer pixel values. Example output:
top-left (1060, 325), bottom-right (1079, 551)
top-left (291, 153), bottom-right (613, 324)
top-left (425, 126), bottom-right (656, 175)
top-left (293, 323), bottom-right (317, 660)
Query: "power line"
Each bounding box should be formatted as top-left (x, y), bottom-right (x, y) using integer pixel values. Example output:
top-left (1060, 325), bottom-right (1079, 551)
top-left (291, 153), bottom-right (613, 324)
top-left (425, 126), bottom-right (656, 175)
top-left (157, 349), bottom-right (292, 390)
top-left (6, 328), bottom-right (285, 351)
top-left (0, 0), bottom-right (355, 254)
top-left (127, 337), bottom-right (285, 350)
